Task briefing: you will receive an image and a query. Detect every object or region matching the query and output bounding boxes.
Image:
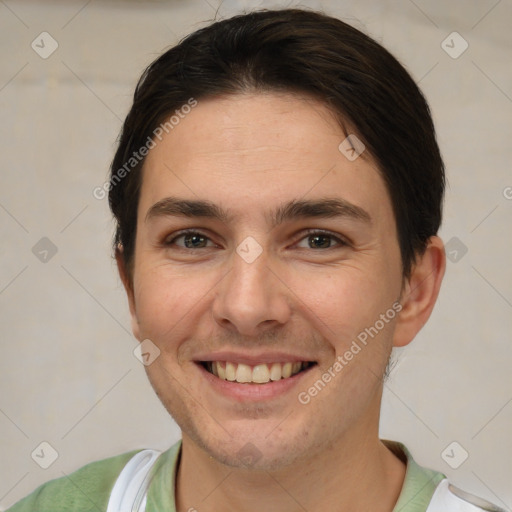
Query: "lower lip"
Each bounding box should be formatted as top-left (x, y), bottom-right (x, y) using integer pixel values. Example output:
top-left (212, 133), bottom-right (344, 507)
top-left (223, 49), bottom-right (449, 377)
top-left (196, 363), bottom-right (315, 402)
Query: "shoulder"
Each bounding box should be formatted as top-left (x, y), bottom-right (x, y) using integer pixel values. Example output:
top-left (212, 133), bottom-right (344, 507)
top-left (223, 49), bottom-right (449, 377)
top-left (6, 449), bottom-right (142, 512)
top-left (385, 441), bottom-right (507, 512)
top-left (428, 479), bottom-right (509, 512)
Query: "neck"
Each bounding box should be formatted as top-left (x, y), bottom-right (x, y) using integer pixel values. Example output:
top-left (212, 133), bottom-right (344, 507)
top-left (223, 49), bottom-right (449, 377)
top-left (175, 423), bottom-right (406, 512)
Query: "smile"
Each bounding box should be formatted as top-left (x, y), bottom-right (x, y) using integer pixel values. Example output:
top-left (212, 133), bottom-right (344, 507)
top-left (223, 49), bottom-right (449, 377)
top-left (201, 361), bottom-right (316, 384)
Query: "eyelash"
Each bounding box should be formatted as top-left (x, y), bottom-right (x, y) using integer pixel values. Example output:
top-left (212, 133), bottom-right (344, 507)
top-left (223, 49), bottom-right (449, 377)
top-left (164, 229), bottom-right (349, 251)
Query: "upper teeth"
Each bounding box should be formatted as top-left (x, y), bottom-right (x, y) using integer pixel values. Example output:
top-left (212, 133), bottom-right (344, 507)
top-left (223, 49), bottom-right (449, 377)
top-left (209, 361), bottom-right (307, 384)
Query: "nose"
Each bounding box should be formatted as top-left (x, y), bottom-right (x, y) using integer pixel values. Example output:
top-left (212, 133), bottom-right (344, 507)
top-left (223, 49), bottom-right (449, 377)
top-left (211, 244), bottom-right (292, 337)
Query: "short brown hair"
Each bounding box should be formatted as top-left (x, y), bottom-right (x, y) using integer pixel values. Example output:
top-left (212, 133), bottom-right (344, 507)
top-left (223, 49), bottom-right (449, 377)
top-left (109, 8), bottom-right (445, 280)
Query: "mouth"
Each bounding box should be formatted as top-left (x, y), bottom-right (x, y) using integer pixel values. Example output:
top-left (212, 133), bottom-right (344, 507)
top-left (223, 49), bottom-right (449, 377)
top-left (199, 361), bottom-right (316, 384)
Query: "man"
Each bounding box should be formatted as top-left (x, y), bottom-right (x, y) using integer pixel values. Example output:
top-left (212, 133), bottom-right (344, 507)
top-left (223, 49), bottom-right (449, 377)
top-left (8, 8), bottom-right (505, 512)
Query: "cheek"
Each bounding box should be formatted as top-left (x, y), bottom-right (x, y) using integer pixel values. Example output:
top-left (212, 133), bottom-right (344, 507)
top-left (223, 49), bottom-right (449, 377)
top-left (289, 268), bottom-right (384, 331)
top-left (133, 266), bottom-right (214, 339)
top-left (285, 265), bottom-right (400, 372)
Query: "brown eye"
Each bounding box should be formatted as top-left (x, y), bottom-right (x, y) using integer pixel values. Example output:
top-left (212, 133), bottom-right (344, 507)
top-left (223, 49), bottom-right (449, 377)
top-left (308, 234), bottom-right (333, 249)
top-left (166, 230), bottom-right (214, 249)
top-left (295, 230), bottom-right (347, 250)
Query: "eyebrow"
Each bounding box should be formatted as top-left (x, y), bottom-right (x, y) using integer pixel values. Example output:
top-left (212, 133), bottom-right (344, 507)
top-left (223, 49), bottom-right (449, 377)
top-left (145, 196), bottom-right (372, 227)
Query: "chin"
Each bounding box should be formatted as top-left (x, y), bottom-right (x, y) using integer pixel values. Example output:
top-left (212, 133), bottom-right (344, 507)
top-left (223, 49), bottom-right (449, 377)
top-left (206, 442), bottom-right (303, 471)
top-left (184, 419), bottom-right (320, 472)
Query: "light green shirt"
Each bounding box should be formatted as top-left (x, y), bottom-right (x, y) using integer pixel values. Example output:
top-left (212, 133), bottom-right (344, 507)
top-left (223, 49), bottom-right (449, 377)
top-left (7, 440), bottom-right (446, 511)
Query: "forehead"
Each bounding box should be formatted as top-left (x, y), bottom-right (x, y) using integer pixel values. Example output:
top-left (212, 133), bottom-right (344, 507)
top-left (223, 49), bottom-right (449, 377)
top-left (150, 92), bottom-right (350, 170)
top-left (138, 92), bottom-right (394, 229)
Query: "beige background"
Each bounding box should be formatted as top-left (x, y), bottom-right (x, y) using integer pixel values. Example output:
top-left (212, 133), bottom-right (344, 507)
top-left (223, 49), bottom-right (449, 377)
top-left (1, 0), bottom-right (511, 509)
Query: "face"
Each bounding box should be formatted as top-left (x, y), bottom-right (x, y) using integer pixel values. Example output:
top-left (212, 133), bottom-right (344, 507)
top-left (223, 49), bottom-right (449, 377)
top-left (124, 92), bottom-right (405, 470)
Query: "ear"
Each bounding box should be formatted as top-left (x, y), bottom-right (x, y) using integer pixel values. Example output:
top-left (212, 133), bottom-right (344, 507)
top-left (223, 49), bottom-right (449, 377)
top-left (116, 245), bottom-right (141, 341)
top-left (393, 236), bottom-right (446, 347)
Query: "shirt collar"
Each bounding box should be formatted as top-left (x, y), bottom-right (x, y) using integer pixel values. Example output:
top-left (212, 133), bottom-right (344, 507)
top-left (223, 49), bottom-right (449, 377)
top-left (145, 439), bottom-right (445, 512)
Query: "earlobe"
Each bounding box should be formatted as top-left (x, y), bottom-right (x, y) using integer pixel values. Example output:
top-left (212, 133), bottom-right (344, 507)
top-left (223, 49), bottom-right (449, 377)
top-left (115, 245), bottom-right (141, 341)
top-left (393, 236), bottom-right (446, 348)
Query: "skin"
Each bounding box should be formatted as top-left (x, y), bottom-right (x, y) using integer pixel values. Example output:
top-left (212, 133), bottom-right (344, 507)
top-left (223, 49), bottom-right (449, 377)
top-left (117, 92), bottom-right (446, 512)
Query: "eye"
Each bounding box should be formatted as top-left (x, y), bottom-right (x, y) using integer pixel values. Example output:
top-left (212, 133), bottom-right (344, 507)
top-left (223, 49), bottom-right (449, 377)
top-left (163, 229), bottom-right (348, 251)
top-left (295, 230), bottom-right (348, 250)
top-left (165, 230), bottom-right (216, 249)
